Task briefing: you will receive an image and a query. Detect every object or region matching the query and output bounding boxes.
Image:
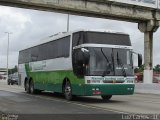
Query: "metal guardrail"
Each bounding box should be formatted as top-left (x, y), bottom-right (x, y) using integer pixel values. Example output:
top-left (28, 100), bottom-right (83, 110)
top-left (109, 0), bottom-right (160, 9)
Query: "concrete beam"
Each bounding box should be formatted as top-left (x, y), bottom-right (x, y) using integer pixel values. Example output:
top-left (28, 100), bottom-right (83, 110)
top-left (0, 0), bottom-right (159, 22)
top-left (155, 11), bottom-right (160, 21)
top-left (138, 20), bottom-right (160, 32)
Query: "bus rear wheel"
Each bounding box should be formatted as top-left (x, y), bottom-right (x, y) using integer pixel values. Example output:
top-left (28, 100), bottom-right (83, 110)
top-left (26, 80), bottom-right (30, 93)
top-left (30, 80), bottom-right (35, 94)
top-left (101, 95), bottom-right (112, 100)
top-left (64, 81), bottom-right (73, 101)
top-left (30, 80), bottom-right (41, 94)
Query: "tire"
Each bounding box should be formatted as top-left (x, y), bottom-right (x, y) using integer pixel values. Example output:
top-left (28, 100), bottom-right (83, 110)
top-left (24, 80), bottom-right (27, 91)
top-left (30, 80), bottom-right (41, 94)
top-left (101, 95), bottom-right (112, 100)
top-left (53, 92), bottom-right (61, 96)
top-left (26, 80), bottom-right (30, 93)
top-left (8, 82), bottom-right (10, 85)
top-left (30, 80), bottom-right (34, 94)
top-left (64, 81), bottom-right (73, 101)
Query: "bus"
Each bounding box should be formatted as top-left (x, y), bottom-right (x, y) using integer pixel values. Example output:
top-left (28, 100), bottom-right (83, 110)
top-left (18, 30), bottom-right (142, 100)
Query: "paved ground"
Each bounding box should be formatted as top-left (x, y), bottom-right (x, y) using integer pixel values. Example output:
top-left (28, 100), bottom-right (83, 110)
top-left (0, 80), bottom-right (113, 114)
top-left (0, 90), bottom-right (114, 114)
top-left (0, 80), bottom-right (118, 120)
top-left (135, 83), bottom-right (160, 94)
top-left (0, 80), bottom-right (160, 116)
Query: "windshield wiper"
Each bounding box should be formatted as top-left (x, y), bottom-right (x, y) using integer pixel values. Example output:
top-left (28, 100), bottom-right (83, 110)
top-left (117, 52), bottom-right (126, 77)
top-left (111, 49), bottom-right (115, 76)
top-left (101, 48), bottom-right (112, 77)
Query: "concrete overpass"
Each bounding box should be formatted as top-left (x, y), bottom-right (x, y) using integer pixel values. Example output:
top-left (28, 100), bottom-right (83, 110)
top-left (0, 0), bottom-right (160, 83)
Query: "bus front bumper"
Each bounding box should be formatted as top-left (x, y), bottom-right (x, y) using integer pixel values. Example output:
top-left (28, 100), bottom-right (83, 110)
top-left (72, 84), bottom-right (135, 96)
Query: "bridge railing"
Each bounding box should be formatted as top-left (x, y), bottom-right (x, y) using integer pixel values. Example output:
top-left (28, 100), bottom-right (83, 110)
top-left (109, 0), bottom-right (160, 9)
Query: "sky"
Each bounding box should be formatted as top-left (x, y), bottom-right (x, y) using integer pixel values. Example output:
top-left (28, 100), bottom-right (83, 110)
top-left (0, 5), bottom-right (160, 68)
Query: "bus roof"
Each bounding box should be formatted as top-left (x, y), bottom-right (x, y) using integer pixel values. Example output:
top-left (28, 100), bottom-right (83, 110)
top-left (20, 29), bottom-right (129, 52)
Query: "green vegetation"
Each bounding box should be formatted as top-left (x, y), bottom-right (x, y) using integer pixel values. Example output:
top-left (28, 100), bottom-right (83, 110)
top-left (8, 65), bottom-right (18, 75)
top-left (153, 64), bottom-right (160, 72)
top-left (134, 64), bottom-right (144, 73)
top-left (134, 64), bottom-right (160, 73)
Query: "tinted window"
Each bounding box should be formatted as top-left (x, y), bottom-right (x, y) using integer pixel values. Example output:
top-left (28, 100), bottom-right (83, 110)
top-left (88, 47), bottom-right (114, 76)
top-left (72, 32), bottom-right (131, 47)
top-left (19, 36), bottom-right (70, 64)
top-left (19, 49), bottom-right (31, 64)
top-left (37, 36), bottom-right (70, 60)
top-left (72, 31), bottom-right (84, 47)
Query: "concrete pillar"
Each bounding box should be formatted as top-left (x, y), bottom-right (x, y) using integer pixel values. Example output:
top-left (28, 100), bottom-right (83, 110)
top-left (143, 31), bottom-right (153, 83)
top-left (138, 20), bottom-right (159, 84)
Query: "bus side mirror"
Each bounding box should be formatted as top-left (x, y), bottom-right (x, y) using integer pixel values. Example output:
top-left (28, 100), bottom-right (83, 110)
top-left (72, 48), bottom-right (90, 78)
top-left (138, 54), bottom-right (142, 67)
top-left (81, 48), bottom-right (90, 65)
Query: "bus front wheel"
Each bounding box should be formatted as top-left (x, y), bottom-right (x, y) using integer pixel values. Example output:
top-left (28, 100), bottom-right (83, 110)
top-left (101, 95), bottom-right (112, 100)
top-left (64, 81), bottom-right (73, 101)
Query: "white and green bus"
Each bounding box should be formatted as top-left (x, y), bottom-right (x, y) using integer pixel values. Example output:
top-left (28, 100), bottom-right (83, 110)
top-left (18, 30), bottom-right (142, 100)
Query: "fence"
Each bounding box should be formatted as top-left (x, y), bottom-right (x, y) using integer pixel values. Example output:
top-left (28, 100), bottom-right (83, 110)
top-left (135, 72), bottom-right (160, 83)
top-left (109, 0), bottom-right (160, 9)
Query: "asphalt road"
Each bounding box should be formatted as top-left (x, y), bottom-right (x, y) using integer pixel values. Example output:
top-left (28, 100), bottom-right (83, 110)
top-left (0, 81), bottom-right (117, 120)
top-left (0, 90), bottom-right (113, 114)
top-left (0, 80), bottom-right (160, 120)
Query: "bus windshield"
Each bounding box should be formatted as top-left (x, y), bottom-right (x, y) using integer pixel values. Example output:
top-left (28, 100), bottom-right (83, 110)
top-left (87, 47), bottom-right (133, 76)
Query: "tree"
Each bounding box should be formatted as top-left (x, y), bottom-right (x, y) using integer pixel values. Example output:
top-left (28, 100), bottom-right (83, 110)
top-left (134, 64), bottom-right (144, 73)
top-left (153, 64), bottom-right (160, 72)
top-left (8, 65), bottom-right (18, 75)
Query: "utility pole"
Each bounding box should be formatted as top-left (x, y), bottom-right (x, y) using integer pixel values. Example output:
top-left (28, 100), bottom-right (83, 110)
top-left (5, 32), bottom-right (12, 81)
top-left (67, 14), bottom-right (70, 32)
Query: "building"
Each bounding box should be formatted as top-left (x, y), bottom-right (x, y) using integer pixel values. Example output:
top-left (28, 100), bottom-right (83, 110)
top-left (0, 68), bottom-right (7, 80)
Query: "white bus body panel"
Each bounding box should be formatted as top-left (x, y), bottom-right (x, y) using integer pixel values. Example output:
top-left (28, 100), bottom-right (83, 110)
top-left (18, 57), bottom-right (72, 87)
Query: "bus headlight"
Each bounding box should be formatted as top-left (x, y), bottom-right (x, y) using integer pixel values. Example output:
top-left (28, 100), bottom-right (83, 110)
top-left (127, 80), bottom-right (134, 83)
top-left (87, 80), bottom-right (91, 83)
top-left (87, 80), bottom-right (101, 84)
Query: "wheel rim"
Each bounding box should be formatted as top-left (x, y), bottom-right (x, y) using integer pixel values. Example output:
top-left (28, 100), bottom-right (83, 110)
top-left (26, 82), bottom-right (30, 93)
top-left (65, 85), bottom-right (71, 97)
top-left (26, 82), bottom-right (29, 90)
top-left (30, 81), bottom-right (34, 93)
top-left (64, 82), bottom-right (72, 100)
